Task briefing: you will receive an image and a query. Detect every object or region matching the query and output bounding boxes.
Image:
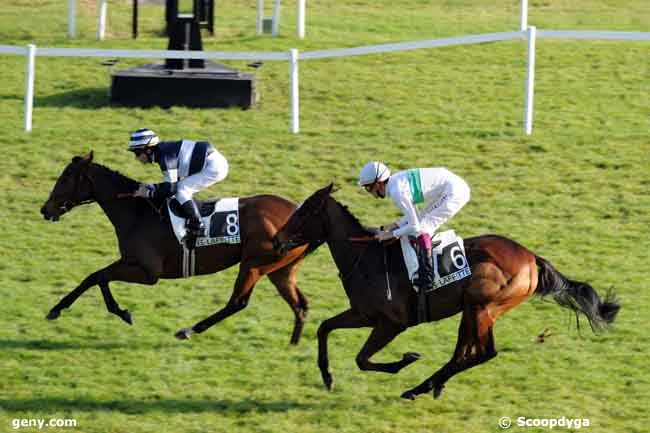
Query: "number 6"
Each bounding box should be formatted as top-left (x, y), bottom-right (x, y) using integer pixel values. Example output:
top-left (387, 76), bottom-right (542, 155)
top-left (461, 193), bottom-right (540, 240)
top-left (450, 246), bottom-right (467, 269)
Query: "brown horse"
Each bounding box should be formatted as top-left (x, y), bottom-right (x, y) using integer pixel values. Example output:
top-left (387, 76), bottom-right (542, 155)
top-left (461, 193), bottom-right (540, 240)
top-left (40, 152), bottom-right (312, 344)
top-left (272, 184), bottom-right (620, 399)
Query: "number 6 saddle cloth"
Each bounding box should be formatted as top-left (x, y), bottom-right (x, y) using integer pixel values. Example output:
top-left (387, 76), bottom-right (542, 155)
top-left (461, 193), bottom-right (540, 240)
top-left (405, 230), bottom-right (472, 290)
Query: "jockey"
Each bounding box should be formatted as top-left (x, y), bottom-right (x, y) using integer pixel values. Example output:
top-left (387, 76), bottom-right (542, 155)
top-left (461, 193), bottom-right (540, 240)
top-left (358, 161), bottom-right (470, 292)
top-left (128, 128), bottom-right (229, 237)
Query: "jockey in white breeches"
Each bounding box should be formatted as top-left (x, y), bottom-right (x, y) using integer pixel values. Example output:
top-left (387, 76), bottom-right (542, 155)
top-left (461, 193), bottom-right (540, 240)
top-left (358, 161), bottom-right (470, 291)
top-left (127, 128), bottom-right (229, 237)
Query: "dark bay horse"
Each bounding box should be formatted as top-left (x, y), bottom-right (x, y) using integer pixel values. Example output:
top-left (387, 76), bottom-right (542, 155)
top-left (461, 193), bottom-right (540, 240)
top-left (40, 152), bottom-right (311, 344)
top-left (273, 184), bottom-right (620, 399)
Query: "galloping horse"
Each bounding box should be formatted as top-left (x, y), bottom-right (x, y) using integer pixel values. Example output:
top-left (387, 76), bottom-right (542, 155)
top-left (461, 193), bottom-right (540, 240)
top-left (40, 152), bottom-right (311, 344)
top-left (273, 184), bottom-right (620, 399)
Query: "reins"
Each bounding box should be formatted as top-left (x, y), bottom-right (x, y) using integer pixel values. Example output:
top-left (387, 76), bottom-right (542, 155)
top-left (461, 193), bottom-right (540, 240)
top-left (116, 192), bottom-right (163, 216)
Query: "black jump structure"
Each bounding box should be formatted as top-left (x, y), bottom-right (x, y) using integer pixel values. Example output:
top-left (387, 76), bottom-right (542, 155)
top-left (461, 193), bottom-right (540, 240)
top-left (112, 0), bottom-right (255, 109)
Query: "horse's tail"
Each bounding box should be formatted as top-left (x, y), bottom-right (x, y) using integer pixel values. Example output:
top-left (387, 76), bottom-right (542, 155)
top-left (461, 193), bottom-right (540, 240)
top-left (535, 256), bottom-right (620, 332)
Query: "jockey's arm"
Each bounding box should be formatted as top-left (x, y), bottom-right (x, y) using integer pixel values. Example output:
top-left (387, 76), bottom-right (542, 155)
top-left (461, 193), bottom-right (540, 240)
top-left (149, 182), bottom-right (176, 200)
top-left (149, 164), bottom-right (179, 200)
top-left (391, 196), bottom-right (421, 238)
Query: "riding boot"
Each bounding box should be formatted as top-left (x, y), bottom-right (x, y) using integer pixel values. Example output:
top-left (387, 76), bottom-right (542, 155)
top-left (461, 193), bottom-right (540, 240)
top-left (412, 234), bottom-right (434, 324)
top-left (413, 234), bottom-right (434, 292)
top-left (181, 200), bottom-right (205, 238)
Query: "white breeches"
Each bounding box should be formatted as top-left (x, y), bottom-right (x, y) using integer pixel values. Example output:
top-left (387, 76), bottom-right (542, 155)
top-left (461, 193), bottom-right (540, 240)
top-left (176, 151), bottom-right (229, 204)
top-left (400, 182), bottom-right (470, 281)
top-left (400, 236), bottom-right (420, 282)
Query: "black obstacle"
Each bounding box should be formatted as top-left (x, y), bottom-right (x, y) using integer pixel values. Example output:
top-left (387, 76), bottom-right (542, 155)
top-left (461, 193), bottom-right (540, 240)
top-left (112, 4), bottom-right (256, 109)
top-left (132, 0), bottom-right (215, 39)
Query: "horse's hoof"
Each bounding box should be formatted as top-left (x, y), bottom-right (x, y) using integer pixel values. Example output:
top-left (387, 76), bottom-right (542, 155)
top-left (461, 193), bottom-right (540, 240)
top-left (175, 328), bottom-right (193, 340)
top-left (400, 390), bottom-right (416, 400)
top-left (46, 310), bottom-right (60, 321)
top-left (322, 373), bottom-right (334, 391)
top-left (120, 310), bottom-right (133, 325)
top-left (403, 352), bottom-right (422, 363)
top-left (433, 385), bottom-right (445, 399)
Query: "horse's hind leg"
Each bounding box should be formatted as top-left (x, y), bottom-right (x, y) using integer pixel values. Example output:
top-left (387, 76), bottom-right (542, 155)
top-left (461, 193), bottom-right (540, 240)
top-left (401, 304), bottom-right (496, 400)
top-left (355, 320), bottom-right (418, 374)
top-left (267, 262), bottom-right (309, 345)
top-left (175, 267), bottom-right (261, 340)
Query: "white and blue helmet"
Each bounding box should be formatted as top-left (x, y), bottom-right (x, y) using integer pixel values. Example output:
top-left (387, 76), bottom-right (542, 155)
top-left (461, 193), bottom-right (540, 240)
top-left (128, 128), bottom-right (159, 151)
top-left (358, 161), bottom-right (391, 186)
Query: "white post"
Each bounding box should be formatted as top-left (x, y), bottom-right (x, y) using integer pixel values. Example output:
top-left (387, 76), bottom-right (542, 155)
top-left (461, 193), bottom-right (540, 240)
top-left (68, 0), bottom-right (76, 38)
top-left (297, 0), bottom-right (305, 39)
top-left (24, 44), bottom-right (36, 132)
top-left (289, 49), bottom-right (300, 134)
top-left (520, 0), bottom-right (528, 31)
top-left (256, 0), bottom-right (264, 34)
top-left (524, 26), bottom-right (536, 135)
top-left (97, 0), bottom-right (108, 40)
top-left (272, 0), bottom-right (281, 37)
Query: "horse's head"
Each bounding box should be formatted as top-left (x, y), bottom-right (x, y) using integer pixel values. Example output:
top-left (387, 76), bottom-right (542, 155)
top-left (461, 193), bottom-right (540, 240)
top-left (40, 152), bottom-right (95, 221)
top-left (273, 183), bottom-right (335, 256)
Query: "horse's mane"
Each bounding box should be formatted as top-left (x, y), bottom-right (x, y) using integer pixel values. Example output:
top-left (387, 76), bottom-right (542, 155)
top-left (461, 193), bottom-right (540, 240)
top-left (328, 194), bottom-right (373, 235)
top-left (91, 162), bottom-right (140, 193)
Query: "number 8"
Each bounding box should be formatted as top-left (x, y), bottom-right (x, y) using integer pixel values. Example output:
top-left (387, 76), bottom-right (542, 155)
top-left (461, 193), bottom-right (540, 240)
top-left (226, 213), bottom-right (239, 235)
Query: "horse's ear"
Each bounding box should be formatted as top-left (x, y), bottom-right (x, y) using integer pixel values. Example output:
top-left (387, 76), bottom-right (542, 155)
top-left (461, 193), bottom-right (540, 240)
top-left (330, 183), bottom-right (340, 194)
top-left (325, 183), bottom-right (335, 193)
top-left (71, 151), bottom-right (93, 168)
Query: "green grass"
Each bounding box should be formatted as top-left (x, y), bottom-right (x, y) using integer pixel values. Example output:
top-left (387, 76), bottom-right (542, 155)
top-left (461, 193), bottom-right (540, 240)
top-left (1, 1), bottom-right (649, 432)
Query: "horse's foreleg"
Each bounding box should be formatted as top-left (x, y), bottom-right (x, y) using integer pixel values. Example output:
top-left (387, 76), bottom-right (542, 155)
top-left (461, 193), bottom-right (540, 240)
top-left (355, 320), bottom-right (417, 374)
top-left (47, 260), bottom-right (158, 324)
top-left (175, 267), bottom-right (261, 340)
top-left (401, 304), bottom-right (496, 401)
top-left (46, 270), bottom-right (103, 320)
top-left (317, 309), bottom-right (371, 391)
top-left (96, 260), bottom-right (158, 324)
top-left (267, 263), bottom-right (310, 345)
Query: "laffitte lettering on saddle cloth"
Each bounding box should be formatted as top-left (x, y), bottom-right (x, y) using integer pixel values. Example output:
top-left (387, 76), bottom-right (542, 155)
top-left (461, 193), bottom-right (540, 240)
top-left (168, 197), bottom-right (241, 246)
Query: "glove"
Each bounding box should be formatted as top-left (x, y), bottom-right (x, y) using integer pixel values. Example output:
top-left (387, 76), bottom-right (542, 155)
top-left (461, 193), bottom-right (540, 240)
top-left (133, 183), bottom-right (154, 198)
top-left (375, 230), bottom-right (395, 241)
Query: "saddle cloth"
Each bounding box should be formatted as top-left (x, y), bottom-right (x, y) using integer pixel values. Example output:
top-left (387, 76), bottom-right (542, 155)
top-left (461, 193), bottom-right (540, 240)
top-left (402, 230), bottom-right (472, 290)
top-left (167, 197), bottom-right (241, 247)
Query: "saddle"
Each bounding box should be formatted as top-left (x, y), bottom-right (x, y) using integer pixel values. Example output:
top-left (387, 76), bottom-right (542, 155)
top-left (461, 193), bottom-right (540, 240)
top-left (403, 230), bottom-right (472, 324)
top-left (168, 198), bottom-right (218, 219)
top-left (167, 197), bottom-right (241, 247)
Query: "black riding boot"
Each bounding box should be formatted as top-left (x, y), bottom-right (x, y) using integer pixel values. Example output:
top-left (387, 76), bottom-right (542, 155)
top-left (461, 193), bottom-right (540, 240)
top-left (413, 237), bottom-right (434, 292)
top-left (181, 200), bottom-right (205, 237)
top-left (413, 235), bottom-right (434, 324)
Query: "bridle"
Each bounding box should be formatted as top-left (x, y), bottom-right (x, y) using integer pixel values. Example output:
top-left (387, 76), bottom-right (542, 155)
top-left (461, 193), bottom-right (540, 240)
top-left (54, 169), bottom-right (96, 215)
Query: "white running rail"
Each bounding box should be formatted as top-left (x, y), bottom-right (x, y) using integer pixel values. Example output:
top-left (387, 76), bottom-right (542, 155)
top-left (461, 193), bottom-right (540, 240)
top-left (2, 29), bottom-right (648, 133)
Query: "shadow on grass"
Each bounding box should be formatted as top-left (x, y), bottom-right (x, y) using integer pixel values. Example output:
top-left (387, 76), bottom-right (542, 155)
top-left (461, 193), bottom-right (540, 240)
top-left (0, 397), bottom-right (314, 414)
top-left (34, 88), bottom-right (109, 109)
top-left (0, 339), bottom-right (125, 351)
top-left (0, 94), bottom-right (22, 102)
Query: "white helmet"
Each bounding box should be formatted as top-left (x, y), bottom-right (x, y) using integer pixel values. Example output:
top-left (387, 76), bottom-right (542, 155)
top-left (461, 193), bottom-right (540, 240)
top-left (358, 161), bottom-right (391, 186)
top-left (128, 128), bottom-right (159, 151)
